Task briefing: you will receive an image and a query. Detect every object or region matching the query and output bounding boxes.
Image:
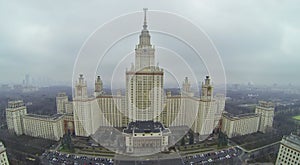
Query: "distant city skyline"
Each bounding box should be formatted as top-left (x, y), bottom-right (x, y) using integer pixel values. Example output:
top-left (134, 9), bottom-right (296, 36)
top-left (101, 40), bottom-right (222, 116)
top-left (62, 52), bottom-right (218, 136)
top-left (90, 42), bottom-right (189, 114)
top-left (1, 0), bottom-right (300, 86)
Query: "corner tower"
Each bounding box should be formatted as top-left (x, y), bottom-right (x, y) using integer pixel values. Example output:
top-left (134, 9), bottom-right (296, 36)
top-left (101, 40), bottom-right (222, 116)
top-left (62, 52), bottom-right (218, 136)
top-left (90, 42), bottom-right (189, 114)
top-left (94, 76), bottom-right (103, 97)
top-left (74, 74), bottom-right (88, 100)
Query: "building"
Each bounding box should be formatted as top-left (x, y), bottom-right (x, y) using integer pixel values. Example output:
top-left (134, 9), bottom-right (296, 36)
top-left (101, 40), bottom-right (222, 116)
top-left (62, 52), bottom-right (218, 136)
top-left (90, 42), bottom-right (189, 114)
top-left (94, 76), bottom-right (104, 97)
top-left (221, 113), bottom-right (260, 138)
top-left (71, 9), bottom-right (225, 142)
top-left (0, 141), bottom-right (9, 165)
top-left (5, 9), bottom-right (226, 148)
top-left (255, 101), bottom-right (275, 133)
top-left (195, 76), bottom-right (218, 138)
top-left (22, 114), bottom-right (64, 141)
top-left (73, 76), bottom-right (103, 136)
top-left (63, 114), bottom-right (75, 135)
top-left (56, 92), bottom-right (69, 114)
top-left (126, 8), bottom-right (164, 122)
top-left (6, 100), bottom-right (27, 135)
top-left (6, 100), bottom-right (65, 141)
top-left (276, 133), bottom-right (300, 165)
top-left (96, 94), bottom-right (125, 128)
top-left (123, 121), bottom-right (170, 154)
top-left (221, 101), bottom-right (275, 138)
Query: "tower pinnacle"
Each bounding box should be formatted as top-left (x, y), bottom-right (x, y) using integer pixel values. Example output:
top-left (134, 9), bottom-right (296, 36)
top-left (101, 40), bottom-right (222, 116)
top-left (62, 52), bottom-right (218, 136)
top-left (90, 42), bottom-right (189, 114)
top-left (138, 8), bottom-right (151, 48)
top-left (143, 8), bottom-right (148, 30)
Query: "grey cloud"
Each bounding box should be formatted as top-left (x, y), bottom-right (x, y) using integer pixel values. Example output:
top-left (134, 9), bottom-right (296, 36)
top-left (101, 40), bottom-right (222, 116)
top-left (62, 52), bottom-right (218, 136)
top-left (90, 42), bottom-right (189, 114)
top-left (0, 0), bottom-right (299, 86)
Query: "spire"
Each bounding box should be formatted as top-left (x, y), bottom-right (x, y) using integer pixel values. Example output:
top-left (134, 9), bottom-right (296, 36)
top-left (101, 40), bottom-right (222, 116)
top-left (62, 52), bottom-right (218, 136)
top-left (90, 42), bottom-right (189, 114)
top-left (143, 8), bottom-right (148, 30)
top-left (138, 8), bottom-right (151, 48)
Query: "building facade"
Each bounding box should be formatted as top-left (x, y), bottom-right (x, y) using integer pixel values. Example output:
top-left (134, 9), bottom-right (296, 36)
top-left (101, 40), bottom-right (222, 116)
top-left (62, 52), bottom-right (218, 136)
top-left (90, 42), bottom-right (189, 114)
top-left (6, 100), bottom-right (65, 141)
top-left (221, 101), bottom-right (275, 138)
top-left (123, 121), bottom-right (170, 154)
top-left (221, 113), bottom-right (260, 138)
top-left (276, 133), bottom-right (300, 165)
top-left (126, 9), bottom-right (164, 122)
top-left (255, 101), bottom-right (275, 133)
top-left (6, 100), bottom-right (27, 135)
top-left (0, 141), bottom-right (9, 165)
top-left (5, 9), bottom-right (225, 145)
top-left (56, 92), bottom-right (69, 114)
top-left (22, 114), bottom-right (64, 141)
top-left (71, 9), bottom-right (225, 141)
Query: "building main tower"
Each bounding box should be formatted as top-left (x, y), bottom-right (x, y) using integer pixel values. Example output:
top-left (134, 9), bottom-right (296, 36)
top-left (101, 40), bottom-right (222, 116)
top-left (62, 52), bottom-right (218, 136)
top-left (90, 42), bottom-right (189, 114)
top-left (126, 8), bottom-right (164, 122)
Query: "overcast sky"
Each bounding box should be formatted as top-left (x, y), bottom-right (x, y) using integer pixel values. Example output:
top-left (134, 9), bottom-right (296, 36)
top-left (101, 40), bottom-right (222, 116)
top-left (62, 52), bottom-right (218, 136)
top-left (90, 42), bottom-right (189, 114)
top-left (1, 0), bottom-right (299, 86)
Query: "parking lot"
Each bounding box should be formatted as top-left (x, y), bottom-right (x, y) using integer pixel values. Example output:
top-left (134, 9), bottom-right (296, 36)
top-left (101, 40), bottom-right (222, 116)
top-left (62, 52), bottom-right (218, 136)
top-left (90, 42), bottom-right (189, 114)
top-left (182, 147), bottom-right (242, 164)
top-left (41, 147), bottom-right (242, 165)
top-left (41, 151), bottom-right (113, 165)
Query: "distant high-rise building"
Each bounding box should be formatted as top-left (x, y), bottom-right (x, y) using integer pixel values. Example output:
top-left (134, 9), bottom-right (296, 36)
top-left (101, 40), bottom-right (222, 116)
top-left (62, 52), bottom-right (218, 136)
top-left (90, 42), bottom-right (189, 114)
top-left (276, 133), bottom-right (300, 165)
top-left (0, 141), bottom-right (9, 165)
top-left (6, 100), bottom-right (27, 135)
top-left (25, 74), bottom-right (30, 86)
top-left (221, 100), bottom-right (275, 138)
top-left (255, 101), bottom-right (274, 133)
top-left (221, 113), bottom-right (260, 138)
top-left (56, 92), bottom-right (69, 114)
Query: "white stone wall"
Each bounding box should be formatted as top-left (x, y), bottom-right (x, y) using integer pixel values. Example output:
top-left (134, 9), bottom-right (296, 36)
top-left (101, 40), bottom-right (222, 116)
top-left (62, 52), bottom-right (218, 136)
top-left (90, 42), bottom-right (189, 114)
top-left (126, 69), bottom-right (164, 122)
top-left (22, 115), bottom-right (64, 141)
top-left (6, 101), bottom-right (27, 136)
top-left (97, 96), bottom-right (125, 127)
top-left (221, 114), bottom-right (260, 138)
top-left (255, 105), bottom-right (274, 133)
top-left (276, 134), bottom-right (300, 164)
top-left (0, 141), bottom-right (9, 165)
top-left (164, 96), bottom-right (198, 128)
top-left (56, 93), bottom-right (68, 114)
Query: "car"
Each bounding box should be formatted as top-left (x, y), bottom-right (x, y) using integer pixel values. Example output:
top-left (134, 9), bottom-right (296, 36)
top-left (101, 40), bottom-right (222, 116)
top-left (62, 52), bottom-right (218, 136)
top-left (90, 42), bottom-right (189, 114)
top-left (208, 158), bottom-right (213, 162)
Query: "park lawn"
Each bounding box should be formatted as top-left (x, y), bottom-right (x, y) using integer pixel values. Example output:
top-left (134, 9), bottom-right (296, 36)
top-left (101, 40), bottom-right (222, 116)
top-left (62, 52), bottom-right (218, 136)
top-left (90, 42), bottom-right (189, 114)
top-left (292, 115), bottom-right (300, 120)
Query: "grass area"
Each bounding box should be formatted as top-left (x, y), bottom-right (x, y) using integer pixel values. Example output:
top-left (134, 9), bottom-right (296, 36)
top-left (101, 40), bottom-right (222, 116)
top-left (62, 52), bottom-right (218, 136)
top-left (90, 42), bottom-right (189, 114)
top-left (292, 115), bottom-right (300, 120)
